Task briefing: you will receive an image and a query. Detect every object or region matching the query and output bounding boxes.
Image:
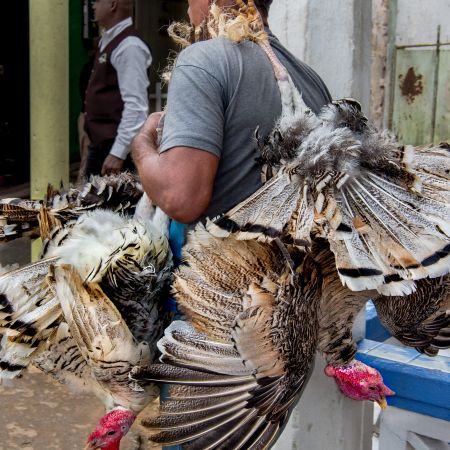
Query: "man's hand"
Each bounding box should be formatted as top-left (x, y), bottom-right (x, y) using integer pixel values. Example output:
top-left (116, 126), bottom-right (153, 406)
top-left (101, 154), bottom-right (125, 176)
top-left (132, 112), bottom-right (165, 164)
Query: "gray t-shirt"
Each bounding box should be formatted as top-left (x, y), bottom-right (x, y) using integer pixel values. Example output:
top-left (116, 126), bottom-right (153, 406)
top-left (160, 30), bottom-right (331, 223)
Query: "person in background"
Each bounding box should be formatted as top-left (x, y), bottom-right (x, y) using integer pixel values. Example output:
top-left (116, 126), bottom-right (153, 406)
top-left (85, 0), bottom-right (151, 176)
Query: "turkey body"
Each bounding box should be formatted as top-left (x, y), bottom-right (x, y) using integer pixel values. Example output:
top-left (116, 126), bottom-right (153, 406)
top-left (0, 204), bottom-right (172, 415)
top-left (374, 276), bottom-right (450, 356)
top-left (133, 228), bottom-right (322, 449)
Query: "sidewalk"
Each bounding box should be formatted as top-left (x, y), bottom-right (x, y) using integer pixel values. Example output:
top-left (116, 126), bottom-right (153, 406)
top-left (0, 368), bottom-right (159, 450)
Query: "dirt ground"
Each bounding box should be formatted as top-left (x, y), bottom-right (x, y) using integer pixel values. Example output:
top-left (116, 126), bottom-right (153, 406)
top-left (0, 367), bottom-right (160, 450)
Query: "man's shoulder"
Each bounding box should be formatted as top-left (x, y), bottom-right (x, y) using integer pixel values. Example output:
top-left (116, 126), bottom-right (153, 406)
top-left (114, 35), bottom-right (151, 57)
top-left (176, 38), bottom-right (242, 68)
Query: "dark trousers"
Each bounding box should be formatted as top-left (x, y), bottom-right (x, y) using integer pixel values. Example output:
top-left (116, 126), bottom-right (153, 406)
top-left (85, 138), bottom-right (135, 176)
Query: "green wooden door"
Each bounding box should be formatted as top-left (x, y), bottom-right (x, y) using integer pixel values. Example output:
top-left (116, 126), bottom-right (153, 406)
top-left (392, 46), bottom-right (450, 145)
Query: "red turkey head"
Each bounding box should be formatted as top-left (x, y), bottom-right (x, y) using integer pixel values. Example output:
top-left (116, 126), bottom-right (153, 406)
top-left (325, 360), bottom-right (395, 408)
top-left (84, 408), bottom-right (136, 450)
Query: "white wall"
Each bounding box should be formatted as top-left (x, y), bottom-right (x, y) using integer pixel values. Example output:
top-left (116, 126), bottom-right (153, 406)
top-left (395, 0), bottom-right (450, 46)
top-left (269, 0), bottom-right (373, 113)
top-left (269, 0), bottom-right (309, 61)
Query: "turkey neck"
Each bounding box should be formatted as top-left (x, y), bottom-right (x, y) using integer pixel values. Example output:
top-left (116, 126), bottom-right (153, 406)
top-left (314, 243), bottom-right (372, 366)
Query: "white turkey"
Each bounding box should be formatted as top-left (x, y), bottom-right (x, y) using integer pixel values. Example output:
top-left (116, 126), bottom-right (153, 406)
top-left (0, 193), bottom-right (172, 449)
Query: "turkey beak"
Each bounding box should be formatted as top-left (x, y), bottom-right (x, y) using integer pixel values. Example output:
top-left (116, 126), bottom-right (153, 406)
top-left (376, 396), bottom-right (388, 410)
top-left (84, 442), bottom-right (101, 450)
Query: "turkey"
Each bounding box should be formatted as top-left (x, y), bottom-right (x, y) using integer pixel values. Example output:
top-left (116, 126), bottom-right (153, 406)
top-left (374, 276), bottom-right (450, 356)
top-left (130, 1), bottom-right (450, 448)
top-left (132, 228), bottom-right (323, 449)
top-left (0, 171), bottom-right (143, 240)
top-left (0, 193), bottom-right (172, 449)
top-left (131, 234), bottom-right (396, 449)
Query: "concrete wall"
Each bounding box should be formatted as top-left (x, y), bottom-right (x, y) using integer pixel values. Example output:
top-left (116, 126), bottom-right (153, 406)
top-left (395, 0), bottom-right (450, 46)
top-left (269, 0), bottom-right (373, 113)
top-left (268, 0), bottom-right (309, 62)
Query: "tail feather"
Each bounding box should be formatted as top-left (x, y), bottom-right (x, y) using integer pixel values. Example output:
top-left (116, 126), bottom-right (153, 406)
top-left (146, 408), bottom-right (250, 445)
top-left (131, 364), bottom-right (255, 387)
top-left (184, 415), bottom-right (265, 450)
top-left (249, 421), bottom-right (280, 450)
top-left (146, 400), bottom-right (249, 430)
top-left (206, 173), bottom-right (301, 241)
top-left (0, 259), bottom-right (61, 378)
top-left (159, 391), bottom-right (252, 416)
top-left (157, 320), bottom-right (275, 378)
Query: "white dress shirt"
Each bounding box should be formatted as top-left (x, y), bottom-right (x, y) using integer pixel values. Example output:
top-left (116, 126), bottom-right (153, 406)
top-left (99, 17), bottom-right (152, 160)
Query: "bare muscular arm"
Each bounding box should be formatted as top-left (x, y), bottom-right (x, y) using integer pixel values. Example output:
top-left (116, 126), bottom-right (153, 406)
top-left (132, 113), bottom-right (219, 224)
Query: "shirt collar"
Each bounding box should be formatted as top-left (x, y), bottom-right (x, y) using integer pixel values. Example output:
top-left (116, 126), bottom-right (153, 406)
top-left (99, 17), bottom-right (133, 51)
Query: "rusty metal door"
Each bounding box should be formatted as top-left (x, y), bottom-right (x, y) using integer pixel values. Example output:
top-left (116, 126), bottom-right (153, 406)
top-left (392, 28), bottom-right (450, 145)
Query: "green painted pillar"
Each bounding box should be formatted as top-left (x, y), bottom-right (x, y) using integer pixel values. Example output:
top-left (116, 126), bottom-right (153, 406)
top-left (30, 0), bottom-right (69, 200)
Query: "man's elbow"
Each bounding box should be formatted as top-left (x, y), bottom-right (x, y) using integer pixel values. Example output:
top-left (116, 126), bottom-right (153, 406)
top-left (160, 192), bottom-right (209, 224)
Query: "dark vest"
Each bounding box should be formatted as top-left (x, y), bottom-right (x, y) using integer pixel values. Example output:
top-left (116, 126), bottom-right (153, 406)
top-left (84, 25), bottom-right (143, 145)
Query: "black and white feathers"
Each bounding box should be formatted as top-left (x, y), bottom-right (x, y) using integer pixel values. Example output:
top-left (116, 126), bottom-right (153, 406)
top-left (130, 8), bottom-right (450, 448)
top-left (0, 172), bottom-right (143, 240)
top-left (0, 196), bottom-right (172, 414)
top-left (209, 90), bottom-right (450, 297)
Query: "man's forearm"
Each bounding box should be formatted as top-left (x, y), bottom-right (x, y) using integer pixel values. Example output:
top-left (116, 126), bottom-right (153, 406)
top-left (132, 134), bottom-right (204, 223)
top-left (132, 113), bottom-right (219, 223)
top-left (132, 133), bottom-right (169, 209)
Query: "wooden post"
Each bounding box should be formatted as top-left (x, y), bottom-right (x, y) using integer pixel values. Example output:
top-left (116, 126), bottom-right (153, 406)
top-left (29, 0), bottom-right (69, 200)
top-left (370, 0), bottom-right (390, 128)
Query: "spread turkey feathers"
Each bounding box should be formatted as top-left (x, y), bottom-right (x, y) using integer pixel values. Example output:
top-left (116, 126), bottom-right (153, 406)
top-left (208, 96), bottom-right (450, 295)
top-left (0, 172), bottom-right (144, 240)
top-left (132, 228), bottom-right (322, 449)
top-left (0, 258), bottom-right (60, 378)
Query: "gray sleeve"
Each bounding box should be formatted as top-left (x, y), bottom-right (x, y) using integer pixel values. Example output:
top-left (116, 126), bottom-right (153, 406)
top-left (160, 62), bottom-right (225, 158)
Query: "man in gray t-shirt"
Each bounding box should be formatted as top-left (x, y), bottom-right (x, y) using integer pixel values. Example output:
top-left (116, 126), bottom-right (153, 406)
top-left (132, 0), bottom-right (331, 226)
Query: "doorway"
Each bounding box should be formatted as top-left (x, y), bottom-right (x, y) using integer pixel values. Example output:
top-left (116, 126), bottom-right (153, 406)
top-left (0, 0), bottom-right (30, 185)
top-left (135, 0), bottom-right (188, 112)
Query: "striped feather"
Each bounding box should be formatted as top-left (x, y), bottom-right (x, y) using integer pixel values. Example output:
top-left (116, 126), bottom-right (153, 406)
top-left (133, 230), bottom-right (322, 449)
top-left (374, 275), bottom-right (450, 355)
top-left (54, 264), bottom-right (153, 412)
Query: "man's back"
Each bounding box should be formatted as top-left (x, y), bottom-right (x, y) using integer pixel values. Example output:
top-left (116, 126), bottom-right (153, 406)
top-left (161, 33), bottom-right (331, 222)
